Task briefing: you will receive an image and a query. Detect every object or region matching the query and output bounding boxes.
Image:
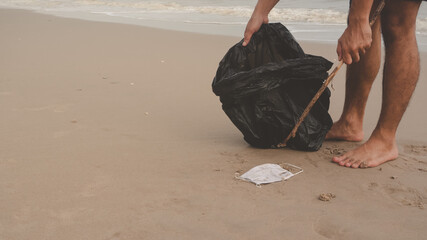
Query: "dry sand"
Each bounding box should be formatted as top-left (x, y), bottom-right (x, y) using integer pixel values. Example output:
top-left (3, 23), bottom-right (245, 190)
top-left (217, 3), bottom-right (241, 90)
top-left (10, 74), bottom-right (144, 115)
top-left (1, 9), bottom-right (426, 240)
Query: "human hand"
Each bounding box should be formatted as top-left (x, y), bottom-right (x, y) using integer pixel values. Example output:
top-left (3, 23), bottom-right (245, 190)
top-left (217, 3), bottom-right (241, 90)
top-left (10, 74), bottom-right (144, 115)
top-left (337, 20), bottom-right (372, 64)
top-left (242, 13), bottom-right (268, 46)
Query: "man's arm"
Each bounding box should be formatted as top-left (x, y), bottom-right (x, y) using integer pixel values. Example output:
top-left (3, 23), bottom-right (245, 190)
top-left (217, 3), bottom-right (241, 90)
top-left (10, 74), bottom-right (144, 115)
top-left (338, 0), bottom-right (374, 64)
top-left (242, 0), bottom-right (279, 46)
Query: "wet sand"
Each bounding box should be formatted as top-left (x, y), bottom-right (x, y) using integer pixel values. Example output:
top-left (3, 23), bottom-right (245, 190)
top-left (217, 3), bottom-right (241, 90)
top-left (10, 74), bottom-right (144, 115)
top-left (1, 9), bottom-right (426, 240)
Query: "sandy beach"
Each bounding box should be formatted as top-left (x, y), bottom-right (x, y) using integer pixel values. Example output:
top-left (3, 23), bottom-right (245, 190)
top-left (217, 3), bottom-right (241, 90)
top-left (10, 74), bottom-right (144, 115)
top-left (1, 9), bottom-right (426, 239)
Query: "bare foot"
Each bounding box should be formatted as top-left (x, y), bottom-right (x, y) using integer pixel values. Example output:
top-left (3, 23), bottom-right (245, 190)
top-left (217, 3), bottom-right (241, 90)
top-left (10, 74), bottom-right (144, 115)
top-left (325, 120), bottom-right (364, 142)
top-left (332, 135), bottom-right (398, 168)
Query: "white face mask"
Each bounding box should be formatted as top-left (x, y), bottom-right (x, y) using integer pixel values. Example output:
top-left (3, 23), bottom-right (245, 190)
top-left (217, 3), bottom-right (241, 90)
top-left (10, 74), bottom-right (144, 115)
top-left (237, 163), bottom-right (303, 186)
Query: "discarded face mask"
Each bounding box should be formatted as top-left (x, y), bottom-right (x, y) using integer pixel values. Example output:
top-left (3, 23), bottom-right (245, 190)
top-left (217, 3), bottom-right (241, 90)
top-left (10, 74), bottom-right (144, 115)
top-left (237, 163), bottom-right (303, 186)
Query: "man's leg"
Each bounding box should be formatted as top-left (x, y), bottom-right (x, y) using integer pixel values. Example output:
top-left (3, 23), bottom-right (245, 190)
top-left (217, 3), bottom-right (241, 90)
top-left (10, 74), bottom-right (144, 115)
top-left (325, 16), bottom-right (382, 141)
top-left (333, 0), bottom-right (422, 168)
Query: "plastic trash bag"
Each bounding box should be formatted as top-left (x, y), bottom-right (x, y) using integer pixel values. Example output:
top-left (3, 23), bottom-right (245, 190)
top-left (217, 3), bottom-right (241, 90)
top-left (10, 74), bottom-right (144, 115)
top-left (212, 23), bottom-right (333, 151)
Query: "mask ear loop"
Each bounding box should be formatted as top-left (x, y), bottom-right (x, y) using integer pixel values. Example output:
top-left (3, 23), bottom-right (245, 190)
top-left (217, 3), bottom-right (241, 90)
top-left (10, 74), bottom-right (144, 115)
top-left (280, 163), bottom-right (304, 176)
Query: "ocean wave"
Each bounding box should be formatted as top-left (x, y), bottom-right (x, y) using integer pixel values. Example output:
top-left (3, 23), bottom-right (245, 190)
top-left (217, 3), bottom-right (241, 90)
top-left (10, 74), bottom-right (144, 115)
top-left (182, 20), bottom-right (248, 25)
top-left (269, 8), bottom-right (347, 24)
top-left (1, 0), bottom-right (349, 25)
top-left (1, 0), bottom-right (426, 33)
top-left (96, 1), bottom-right (349, 25)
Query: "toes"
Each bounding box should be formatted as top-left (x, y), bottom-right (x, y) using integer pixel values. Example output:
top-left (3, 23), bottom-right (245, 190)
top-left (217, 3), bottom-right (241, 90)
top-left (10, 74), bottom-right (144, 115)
top-left (332, 155), bottom-right (361, 168)
top-left (332, 154), bottom-right (354, 167)
top-left (332, 155), bottom-right (346, 163)
top-left (351, 160), bottom-right (362, 168)
top-left (332, 151), bottom-right (368, 168)
top-left (344, 158), bottom-right (356, 167)
top-left (338, 157), bottom-right (350, 166)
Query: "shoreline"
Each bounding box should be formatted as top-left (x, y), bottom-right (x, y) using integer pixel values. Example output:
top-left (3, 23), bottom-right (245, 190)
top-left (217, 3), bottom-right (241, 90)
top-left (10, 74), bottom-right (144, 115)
top-left (1, 8), bottom-right (426, 240)
top-left (1, 6), bottom-right (426, 52)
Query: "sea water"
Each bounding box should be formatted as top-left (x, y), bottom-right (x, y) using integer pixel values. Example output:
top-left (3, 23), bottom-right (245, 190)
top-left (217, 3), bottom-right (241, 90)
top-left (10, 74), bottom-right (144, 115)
top-left (1, 0), bottom-right (426, 49)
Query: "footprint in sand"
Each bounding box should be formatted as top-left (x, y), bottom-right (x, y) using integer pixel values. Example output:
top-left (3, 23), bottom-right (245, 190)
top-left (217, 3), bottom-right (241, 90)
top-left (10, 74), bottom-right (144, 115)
top-left (381, 183), bottom-right (426, 209)
top-left (48, 207), bottom-right (90, 225)
top-left (143, 197), bottom-right (193, 215)
top-left (220, 151), bottom-right (247, 164)
top-left (104, 232), bottom-right (122, 240)
top-left (79, 175), bottom-right (111, 198)
top-left (323, 146), bottom-right (346, 156)
top-left (397, 147), bottom-right (427, 171)
top-left (318, 144), bottom-right (347, 161)
top-left (313, 216), bottom-right (350, 240)
top-left (365, 181), bottom-right (425, 209)
top-left (367, 182), bottom-right (379, 191)
top-left (403, 144), bottom-right (427, 157)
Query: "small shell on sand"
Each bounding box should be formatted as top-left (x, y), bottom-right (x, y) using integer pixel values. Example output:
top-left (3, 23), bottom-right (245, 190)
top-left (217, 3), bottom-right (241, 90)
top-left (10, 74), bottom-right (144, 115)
top-left (360, 161), bottom-right (369, 168)
top-left (319, 193), bottom-right (336, 201)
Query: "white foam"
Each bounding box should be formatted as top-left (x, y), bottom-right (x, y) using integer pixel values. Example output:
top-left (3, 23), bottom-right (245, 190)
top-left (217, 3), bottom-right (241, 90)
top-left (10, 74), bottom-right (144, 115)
top-left (0, 1), bottom-right (349, 25)
top-left (183, 20), bottom-right (247, 25)
top-left (417, 17), bottom-right (427, 32)
top-left (0, 0), bottom-right (425, 49)
top-left (269, 8), bottom-right (347, 24)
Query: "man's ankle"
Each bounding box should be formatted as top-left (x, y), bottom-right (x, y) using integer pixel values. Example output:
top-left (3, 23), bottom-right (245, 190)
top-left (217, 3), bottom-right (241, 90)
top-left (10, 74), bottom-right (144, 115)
top-left (370, 128), bottom-right (397, 144)
top-left (338, 115), bottom-right (364, 131)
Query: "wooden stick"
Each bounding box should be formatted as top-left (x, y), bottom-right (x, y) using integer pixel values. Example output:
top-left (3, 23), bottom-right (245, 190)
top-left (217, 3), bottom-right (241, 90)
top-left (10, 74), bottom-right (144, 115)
top-left (277, 0), bottom-right (385, 148)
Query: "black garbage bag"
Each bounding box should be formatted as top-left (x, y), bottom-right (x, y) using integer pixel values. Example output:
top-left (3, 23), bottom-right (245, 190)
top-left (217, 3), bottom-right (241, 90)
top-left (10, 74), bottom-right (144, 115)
top-left (212, 23), bottom-right (333, 151)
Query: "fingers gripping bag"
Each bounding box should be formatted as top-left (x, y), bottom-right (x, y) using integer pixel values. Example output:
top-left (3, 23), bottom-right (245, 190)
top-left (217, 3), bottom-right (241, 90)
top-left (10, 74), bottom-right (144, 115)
top-left (212, 23), bottom-right (333, 151)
